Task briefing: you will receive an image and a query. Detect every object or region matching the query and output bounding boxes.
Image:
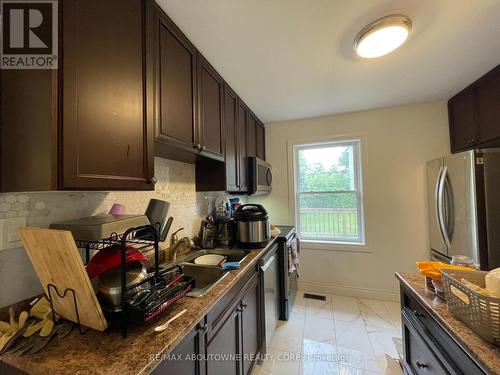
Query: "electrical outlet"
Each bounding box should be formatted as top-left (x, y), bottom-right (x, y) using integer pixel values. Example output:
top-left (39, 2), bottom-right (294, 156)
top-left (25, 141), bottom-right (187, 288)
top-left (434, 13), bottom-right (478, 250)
top-left (0, 217), bottom-right (27, 251)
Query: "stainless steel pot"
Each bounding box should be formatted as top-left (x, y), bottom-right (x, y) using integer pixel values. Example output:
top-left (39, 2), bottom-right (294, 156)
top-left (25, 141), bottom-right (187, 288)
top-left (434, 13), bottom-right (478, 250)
top-left (234, 204), bottom-right (270, 248)
top-left (96, 262), bottom-right (149, 312)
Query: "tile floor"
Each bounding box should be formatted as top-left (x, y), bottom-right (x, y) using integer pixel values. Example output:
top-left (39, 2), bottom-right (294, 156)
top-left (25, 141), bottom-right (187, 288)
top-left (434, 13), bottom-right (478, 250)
top-left (253, 292), bottom-right (403, 375)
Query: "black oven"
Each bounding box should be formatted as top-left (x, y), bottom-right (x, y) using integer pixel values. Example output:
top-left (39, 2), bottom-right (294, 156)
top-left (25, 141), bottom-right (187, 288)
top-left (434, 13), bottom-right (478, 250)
top-left (248, 157), bottom-right (272, 195)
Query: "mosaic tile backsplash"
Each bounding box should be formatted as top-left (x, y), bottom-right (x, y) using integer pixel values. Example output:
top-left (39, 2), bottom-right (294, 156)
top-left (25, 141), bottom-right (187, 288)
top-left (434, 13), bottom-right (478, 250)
top-left (0, 157), bottom-right (225, 307)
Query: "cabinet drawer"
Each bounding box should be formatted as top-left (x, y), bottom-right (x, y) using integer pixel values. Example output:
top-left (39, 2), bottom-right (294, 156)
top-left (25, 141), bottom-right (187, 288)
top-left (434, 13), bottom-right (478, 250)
top-left (402, 312), bottom-right (450, 375)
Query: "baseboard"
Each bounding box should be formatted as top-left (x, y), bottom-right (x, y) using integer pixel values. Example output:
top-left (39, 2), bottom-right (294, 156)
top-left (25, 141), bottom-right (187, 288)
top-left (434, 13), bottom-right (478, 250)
top-left (297, 280), bottom-right (400, 302)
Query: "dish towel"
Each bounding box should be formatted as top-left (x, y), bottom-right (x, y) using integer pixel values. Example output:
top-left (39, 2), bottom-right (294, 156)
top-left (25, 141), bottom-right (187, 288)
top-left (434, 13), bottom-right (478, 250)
top-left (288, 236), bottom-right (300, 277)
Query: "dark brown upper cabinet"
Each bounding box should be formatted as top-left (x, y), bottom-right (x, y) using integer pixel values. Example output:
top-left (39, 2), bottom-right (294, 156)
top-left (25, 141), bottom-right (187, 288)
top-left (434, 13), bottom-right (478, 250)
top-left (62, 0), bottom-right (154, 190)
top-left (256, 120), bottom-right (266, 160)
top-left (153, 5), bottom-right (197, 155)
top-left (1, 0), bottom-right (155, 192)
top-left (448, 64), bottom-right (500, 153)
top-left (237, 100), bottom-right (250, 192)
top-left (148, 4), bottom-right (225, 163)
top-left (247, 111), bottom-right (257, 158)
top-left (224, 85), bottom-right (240, 192)
top-left (197, 54), bottom-right (225, 161)
top-left (449, 88), bottom-right (479, 152)
top-left (477, 67), bottom-right (500, 143)
top-left (147, 2), bottom-right (198, 162)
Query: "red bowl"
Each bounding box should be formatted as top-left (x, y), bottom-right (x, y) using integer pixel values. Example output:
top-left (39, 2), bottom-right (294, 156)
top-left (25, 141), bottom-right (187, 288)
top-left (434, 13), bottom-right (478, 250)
top-left (86, 245), bottom-right (149, 280)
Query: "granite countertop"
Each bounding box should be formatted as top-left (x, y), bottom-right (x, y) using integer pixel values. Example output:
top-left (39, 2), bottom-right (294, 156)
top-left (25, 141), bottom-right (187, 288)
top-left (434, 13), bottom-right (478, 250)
top-left (396, 272), bottom-right (500, 375)
top-left (1, 239), bottom-right (276, 375)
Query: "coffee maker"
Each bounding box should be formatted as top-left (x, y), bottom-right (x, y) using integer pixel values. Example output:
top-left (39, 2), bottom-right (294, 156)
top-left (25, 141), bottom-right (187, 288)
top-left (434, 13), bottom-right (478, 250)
top-left (214, 194), bottom-right (236, 247)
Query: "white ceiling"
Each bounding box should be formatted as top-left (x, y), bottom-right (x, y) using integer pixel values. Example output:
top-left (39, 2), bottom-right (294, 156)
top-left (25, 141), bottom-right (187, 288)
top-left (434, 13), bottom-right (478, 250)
top-left (156, 0), bottom-right (500, 123)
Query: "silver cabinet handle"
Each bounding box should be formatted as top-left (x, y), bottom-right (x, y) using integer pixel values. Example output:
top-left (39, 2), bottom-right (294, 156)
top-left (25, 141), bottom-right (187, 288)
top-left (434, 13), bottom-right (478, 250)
top-left (201, 145), bottom-right (206, 151)
top-left (149, 176), bottom-right (158, 184)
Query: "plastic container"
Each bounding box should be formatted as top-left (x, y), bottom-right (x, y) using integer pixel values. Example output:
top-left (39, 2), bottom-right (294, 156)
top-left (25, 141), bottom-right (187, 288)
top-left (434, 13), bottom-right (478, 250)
top-left (450, 255), bottom-right (475, 269)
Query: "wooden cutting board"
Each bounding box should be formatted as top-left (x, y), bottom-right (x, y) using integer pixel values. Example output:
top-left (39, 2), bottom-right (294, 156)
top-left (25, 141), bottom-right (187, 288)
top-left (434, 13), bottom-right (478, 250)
top-left (18, 227), bottom-right (108, 331)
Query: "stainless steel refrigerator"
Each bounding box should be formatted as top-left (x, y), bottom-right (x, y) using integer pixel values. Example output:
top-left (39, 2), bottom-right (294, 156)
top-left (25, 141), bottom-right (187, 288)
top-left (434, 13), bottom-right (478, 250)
top-left (426, 149), bottom-right (500, 270)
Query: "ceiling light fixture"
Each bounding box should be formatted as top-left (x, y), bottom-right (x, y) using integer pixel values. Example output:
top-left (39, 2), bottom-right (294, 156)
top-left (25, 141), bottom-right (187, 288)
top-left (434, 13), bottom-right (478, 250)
top-left (354, 14), bottom-right (412, 58)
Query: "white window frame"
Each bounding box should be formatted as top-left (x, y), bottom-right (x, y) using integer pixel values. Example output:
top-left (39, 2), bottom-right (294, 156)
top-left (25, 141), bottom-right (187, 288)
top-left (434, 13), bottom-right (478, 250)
top-left (293, 138), bottom-right (365, 246)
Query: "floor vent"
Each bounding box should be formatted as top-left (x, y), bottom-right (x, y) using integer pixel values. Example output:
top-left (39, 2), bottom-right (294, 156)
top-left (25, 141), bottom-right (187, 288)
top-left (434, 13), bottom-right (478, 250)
top-left (303, 293), bottom-right (326, 301)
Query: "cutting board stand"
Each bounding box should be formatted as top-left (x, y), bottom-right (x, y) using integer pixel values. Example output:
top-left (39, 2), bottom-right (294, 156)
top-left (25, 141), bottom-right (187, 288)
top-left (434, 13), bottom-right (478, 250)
top-left (46, 284), bottom-right (88, 334)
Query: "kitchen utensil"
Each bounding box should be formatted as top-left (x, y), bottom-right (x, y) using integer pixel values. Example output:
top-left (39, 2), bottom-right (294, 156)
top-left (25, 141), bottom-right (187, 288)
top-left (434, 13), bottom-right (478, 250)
top-left (109, 204), bottom-right (126, 215)
top-left (126, 276), bottom-right (195, 323)
top-left (154, 309), bottom-right (187, 332)
top-left (136, 199), bottom-right (170, 241)
top-left (96, 262), bottom-right (149, 312)
top-left (160, 217), bottom-right (174, 242)
top-left (234, 204), bottom-right (270, 248)
top-left (215, 219), bottom-right (236, 247)
top-left (194, 254), bottom-right (226, 266)
top-left (200, 216), bottom-right (215, 249)
top-left (86, 245), bottom-right (149, 280)
top-left (50, 214), bottom-right (149, 241)
top-left (18, 228), bottom-right (108, 331)
top-left (133, 274), bottom-right (184, 309)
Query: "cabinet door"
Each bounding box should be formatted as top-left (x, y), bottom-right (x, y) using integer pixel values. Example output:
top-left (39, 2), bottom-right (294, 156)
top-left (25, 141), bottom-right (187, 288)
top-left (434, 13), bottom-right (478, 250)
top-left (477, 67), bottom-right (500, 143)
top-left (256, 120), bottom-right (266, 160)
top-left (207, 306), bottom-right (241, 375)
top-left (237, 100), bottom-right (249, 191)
top-left (448, 88), bottom-right (479, 153)
top-left (198, 55), bottom-right (225, 161)
top-left (241, 275), bottom-right (262, 375)
top-left (62, 0), bottom-right (154, 190)
top-left (247, 112), bottom-right (257, 158)
top-left (152, 320), bottom-right (206, 375)
top-left (153, 4), bottom-right (197, 153)
top-left (225, 85), bottom-right (239, 191)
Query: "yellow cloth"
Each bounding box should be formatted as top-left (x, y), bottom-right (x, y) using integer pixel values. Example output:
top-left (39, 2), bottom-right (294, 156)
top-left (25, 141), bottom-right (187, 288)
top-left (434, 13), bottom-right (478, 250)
top-left (416, 261), bottom-right (475, 282)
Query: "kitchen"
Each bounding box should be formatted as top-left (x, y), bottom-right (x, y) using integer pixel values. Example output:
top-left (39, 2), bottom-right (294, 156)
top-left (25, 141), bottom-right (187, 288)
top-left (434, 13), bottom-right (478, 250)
top-left (0, 0), bottom-right (500, 374)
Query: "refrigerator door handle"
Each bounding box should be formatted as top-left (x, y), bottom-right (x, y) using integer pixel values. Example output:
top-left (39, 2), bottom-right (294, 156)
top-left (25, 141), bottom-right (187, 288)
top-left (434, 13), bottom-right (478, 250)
top-left (435, 166), bottom-right (447, 249)
top-left (443, 172), bottom-right (454, 242)
top-left (438, 166), bottom-right (451, 249)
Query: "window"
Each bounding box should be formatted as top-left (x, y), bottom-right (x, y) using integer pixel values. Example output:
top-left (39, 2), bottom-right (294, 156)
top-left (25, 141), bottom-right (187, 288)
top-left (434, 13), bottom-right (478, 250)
top-left (294, 139), bottom-right (365, 244)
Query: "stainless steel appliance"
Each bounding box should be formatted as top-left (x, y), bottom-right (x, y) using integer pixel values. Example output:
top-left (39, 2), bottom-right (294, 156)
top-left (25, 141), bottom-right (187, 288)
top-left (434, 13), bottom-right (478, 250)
top-left (276, 226), bottom-right (299, 320)
top-left (426, 149), bottom-right (500, 270)
top-left (260, 242), bottom-right (279, 350)
top-left (234, 204), bottom-right (270, 248)
top-left (215, 219), bottom-right (236, 247)
top-left (248, 157), bottom-right (272, 195)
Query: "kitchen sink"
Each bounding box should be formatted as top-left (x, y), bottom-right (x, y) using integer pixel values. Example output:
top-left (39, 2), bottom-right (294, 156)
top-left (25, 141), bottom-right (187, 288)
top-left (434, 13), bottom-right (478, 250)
top-left (180, 263), bottom-right (228, 298)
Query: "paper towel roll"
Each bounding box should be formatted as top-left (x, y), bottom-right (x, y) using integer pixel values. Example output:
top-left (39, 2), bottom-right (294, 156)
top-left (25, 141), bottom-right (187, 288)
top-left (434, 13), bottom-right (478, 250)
top-left (485, 270), bottom-right (500, 298)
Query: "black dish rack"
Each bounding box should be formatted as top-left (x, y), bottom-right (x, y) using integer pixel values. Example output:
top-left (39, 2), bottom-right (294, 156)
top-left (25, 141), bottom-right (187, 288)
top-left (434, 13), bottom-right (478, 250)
top-left (49, 224), bottom-right (193, 338)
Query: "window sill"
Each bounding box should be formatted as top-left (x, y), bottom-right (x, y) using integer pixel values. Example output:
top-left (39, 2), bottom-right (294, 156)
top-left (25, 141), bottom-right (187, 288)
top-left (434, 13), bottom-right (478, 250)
top-left (300, 240), bottom-right (371, 253)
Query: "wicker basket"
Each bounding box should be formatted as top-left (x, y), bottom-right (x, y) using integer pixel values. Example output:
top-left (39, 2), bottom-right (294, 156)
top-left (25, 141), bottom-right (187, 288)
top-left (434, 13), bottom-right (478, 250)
top-left (441, 269), bottom-right (500, 346)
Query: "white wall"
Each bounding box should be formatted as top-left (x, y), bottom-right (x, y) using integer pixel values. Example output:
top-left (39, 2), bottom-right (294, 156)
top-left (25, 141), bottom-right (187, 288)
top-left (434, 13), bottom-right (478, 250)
top-left (259, 101), bottom-right (450, 300)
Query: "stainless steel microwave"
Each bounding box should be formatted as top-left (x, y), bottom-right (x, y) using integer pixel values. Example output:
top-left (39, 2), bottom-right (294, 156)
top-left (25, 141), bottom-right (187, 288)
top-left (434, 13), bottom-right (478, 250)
top-left (248, 157), bottom-right (272, 195)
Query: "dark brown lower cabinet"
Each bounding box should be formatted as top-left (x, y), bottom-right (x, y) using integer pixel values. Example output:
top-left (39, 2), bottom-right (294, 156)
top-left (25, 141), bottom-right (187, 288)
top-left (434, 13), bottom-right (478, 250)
top-left (153, 263), bottom-right (263, 375)
top-left (206, 305), bottom-right (241, 375)
top-left (152, 318), bottom-right (206, 374)
top-left (241, 275), bottom-right (261, 375)
top-left (400, 284), bottom-right (486, 375)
